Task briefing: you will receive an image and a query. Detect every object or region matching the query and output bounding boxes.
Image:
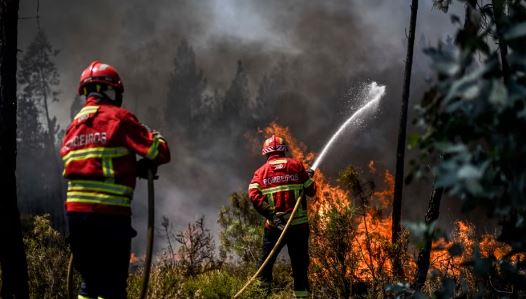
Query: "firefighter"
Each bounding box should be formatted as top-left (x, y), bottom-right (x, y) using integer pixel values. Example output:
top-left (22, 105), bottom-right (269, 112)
top-left (60, 60), bottom-right (170, 299)
top-left (248, 135), bottom-right (316, 298)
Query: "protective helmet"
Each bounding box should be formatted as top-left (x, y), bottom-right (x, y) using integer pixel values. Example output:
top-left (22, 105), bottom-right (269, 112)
top-left (261, 135), bottom-right (288, 156)
top-left (78, 60), bottom-right (124, 96)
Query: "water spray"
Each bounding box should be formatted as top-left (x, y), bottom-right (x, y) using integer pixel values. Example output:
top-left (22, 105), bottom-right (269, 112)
top-left (310, 82), bottom-right (386, 171)
top-left (233, 82), bottom-right (385, 298)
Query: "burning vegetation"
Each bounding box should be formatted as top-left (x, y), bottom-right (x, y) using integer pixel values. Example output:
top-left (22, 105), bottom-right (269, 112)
top-left (265, 123), bottom-right (525, 297)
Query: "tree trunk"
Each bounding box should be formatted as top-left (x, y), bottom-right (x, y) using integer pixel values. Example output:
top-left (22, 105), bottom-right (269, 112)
top-left (392, 0), bottom-right (418, 278)
top-left (0, 0), bottom-right (30, 298)
top-left (413, 186), bottom-right (444, 291)
top-left (492, 0), bottom-right (510, 84)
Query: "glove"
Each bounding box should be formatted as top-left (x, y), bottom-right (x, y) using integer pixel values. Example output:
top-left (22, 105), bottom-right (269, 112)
top-left (136, 158), bottom-right (158, 179)
top-left (271, 211), bottom-right (289, 231)
top-left (306, 168), bottom-right (315, 178)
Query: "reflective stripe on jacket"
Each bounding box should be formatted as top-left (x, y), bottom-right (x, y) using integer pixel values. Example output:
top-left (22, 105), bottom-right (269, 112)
top-left (60, 97), bottom-right (170, 215)
top-left (248, 155), bottom-right (316, 227)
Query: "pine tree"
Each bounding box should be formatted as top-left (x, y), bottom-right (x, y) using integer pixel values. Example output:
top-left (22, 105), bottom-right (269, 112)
top-left (254, 63), bottom-right (288, 126)
top-left (17, 29), bottom-right (64, 226)
top-left (16, 96), bottom-right (48, 213)
top-left (165, 39), bottom-right (206, 134)
top-left (223, 60), bottom-right (251, 128)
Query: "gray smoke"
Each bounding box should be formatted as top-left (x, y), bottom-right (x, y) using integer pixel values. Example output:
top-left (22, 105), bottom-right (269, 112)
top-left (18, 0), bottom-right (474, 254)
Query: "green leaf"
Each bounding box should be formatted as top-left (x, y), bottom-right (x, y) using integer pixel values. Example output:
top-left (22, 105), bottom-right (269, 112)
top-left (457, 164), bottom-right (482, 180)
top-left (489, 79), bottom-right (508, 107)
top-left (407, 133), bottom-right (420, 150)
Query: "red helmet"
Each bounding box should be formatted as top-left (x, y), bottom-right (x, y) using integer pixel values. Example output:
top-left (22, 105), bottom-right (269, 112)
top-left (261, 135), bottom-right (288, 156)
top-left (78, 60), bottom-right (124, 96)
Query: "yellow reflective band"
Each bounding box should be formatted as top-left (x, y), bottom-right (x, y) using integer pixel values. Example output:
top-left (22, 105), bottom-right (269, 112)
top-left (67, 191), bottom-right (131, 207)
top-left (248, 183), bottom-right (260, 190)
top-left (303, 178), bottom-right (314, 188)
top-left (101, 157), bottom-right (115, 179)
top-left (261, 184), bottom-right (303, 195)
top-left (74, 106), bottom-right (99, 120)
top-left (63, 147), bottom-right (129, 166)
top-left (68, 180), bottom-right (133, 196)
top-left (267, 193), bottom-right (275, 207)
top-left (78, 295), bottom-right (96, 299)
top-left (145, 135), bottom-right (160, 160)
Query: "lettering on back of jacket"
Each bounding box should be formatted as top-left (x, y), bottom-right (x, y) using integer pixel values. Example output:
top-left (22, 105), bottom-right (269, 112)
top-left (65, 132), bottom-right (107, 149)
top-left (262, 174), bottom-right (299, 186)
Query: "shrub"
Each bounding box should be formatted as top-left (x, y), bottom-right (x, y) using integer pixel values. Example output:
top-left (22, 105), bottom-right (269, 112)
top-left (180, 269), bottom-right (266, 298)
top-left (23, 214), bottom-right (72, 299)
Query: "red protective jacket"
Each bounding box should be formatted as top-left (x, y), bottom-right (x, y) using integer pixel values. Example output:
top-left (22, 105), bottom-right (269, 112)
top-left (248, 154), bottom-right (316, 228)
top-left (60, 97), bottom-right (170, 215)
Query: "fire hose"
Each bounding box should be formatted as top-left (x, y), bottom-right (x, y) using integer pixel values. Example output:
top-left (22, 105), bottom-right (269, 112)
top-left (140, 167), bottom-right (156, 299)
top-left (233, 187), bottom-right (307, 299)
top-left (67, 168), bottom-right (156, 299)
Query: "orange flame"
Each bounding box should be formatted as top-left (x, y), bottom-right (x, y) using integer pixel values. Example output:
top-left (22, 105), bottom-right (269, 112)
top-left (262, 123), bottom-right (524, 284)
top-left (130, 252), bottom-right (139, 265)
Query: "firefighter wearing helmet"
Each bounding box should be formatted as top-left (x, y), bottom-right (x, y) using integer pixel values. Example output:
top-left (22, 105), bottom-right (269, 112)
top-left (248, 135), bottom-right (316, 298)
top-left (60, 60), bottom-right (170, 299)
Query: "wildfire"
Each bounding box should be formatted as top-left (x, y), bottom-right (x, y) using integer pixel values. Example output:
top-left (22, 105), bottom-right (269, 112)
top-left (263, 123), bottom-right (395, 280)
top-left (263, 122), bottom-right (525, 285)
top-left (130, 252), bottom-right (140, 265)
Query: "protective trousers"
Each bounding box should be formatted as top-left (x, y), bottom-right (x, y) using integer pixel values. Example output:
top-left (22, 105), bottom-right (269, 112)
top-left (68, 212), bottom-right (136, 299)
top-left (258, 223), bottom-right (310, 298)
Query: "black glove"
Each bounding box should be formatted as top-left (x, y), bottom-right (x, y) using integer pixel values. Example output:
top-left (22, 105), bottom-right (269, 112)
top-left (271, 211), bottom-right (289, 231)
top-left (136, 158), bottom-right (158, 179)
top-left (306, 168), bottom-right (315, 178)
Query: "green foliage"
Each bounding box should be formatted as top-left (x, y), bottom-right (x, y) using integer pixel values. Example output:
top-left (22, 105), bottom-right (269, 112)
top-left (127, 261), bottom-right (181, 299)
top-left (310, 205), bottom-right (358, 298)
top-left (409, 0), bottom-right (526, 296)
top-left (180, 269), bottom-right (265, 299)
top-left (22, 214), bottom-right (72, 299)
top-left (218, 192), bottom-right (264, 264)
top-left (414, 0), bottom-right (526, 250)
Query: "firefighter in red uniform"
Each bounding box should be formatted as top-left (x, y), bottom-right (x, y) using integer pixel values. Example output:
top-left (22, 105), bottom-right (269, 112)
top-left (248, 136), bottom-right (316, 298)
top-left (60, 60), bottom-right (170, 299)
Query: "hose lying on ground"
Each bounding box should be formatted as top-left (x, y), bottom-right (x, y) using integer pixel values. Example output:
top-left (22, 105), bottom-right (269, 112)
top-left (233, 189), bottom-right (305, 299)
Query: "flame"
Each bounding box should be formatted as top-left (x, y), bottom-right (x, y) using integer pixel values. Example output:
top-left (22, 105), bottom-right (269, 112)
top-left (130, 252), bottom-right (139, 265)
top-left (263, 123), bottom-right (396, 280)
top-left (263, 123), bottom-right (525, 284)
top-left (368, 160), bottom-right (376, 174)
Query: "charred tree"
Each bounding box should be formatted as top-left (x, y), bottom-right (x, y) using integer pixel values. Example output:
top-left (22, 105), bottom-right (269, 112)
top-left (0, 0), bottom-right (30, 298)
top-left (413, 186), bottom-right (444, 291)
top-left (392, 0), bottom-right (418, 277)
top-left (492, 0), bottom-right (510, 84)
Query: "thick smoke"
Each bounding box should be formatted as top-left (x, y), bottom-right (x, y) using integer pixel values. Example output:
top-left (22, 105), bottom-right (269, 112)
top-left (18, 0), bottom-right (470, 254)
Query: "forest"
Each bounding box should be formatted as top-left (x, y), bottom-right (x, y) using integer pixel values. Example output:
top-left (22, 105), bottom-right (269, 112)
top-left (1, 0), bottom-right (526, 298)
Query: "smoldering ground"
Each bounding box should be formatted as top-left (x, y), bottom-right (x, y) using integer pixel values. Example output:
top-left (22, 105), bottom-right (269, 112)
top-left (17, 0), bottom-right (474, 255)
